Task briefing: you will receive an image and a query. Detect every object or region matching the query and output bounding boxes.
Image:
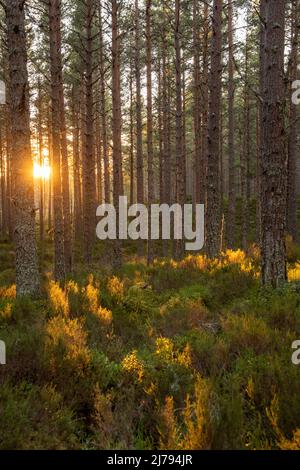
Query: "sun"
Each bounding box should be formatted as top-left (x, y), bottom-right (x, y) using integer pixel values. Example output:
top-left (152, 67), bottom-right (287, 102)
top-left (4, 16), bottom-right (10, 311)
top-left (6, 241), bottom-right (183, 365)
top-left (34, 160), bottom-right (51, 180)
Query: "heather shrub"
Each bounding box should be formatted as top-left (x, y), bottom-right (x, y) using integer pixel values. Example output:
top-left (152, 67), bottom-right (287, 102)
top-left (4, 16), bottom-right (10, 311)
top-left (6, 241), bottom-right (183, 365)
top-left (221, 312), bottom-right (271, 356)
top-left (156, 296), bottom-right (214, 337)
top-left (175, 331), bottom-right (229, 376)
top-left (1, 240), bottom-right (300, 450)
top-left (0, 382), bottom-right (80, 449)
top-left (158, 377), bottom-right (217, 450)
top-left (48, 281), bottom-right (69, 317)
top-left (66, 280), bottom-right (84, 318)
top-left (45, 316), bottom-right (91, 376)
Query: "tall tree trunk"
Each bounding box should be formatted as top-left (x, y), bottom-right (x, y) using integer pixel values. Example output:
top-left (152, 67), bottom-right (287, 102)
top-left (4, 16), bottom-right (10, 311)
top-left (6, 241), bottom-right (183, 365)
top-left (201, 1), bottom-right (209, 208)
top-left (193, 0), bottom-right (202, 205)
top-left (111, 0), bottom-right (123, 267)
top-left (261, 0), bottom-right (287, 287)
top-left (72, 86), bottom-right (82, 244)
top-left (205, 0), bottom-right (223, 259)
top-left (129, 56), bottom-right (135, 207)
top-left (0, 119), bottom-right (7, 236)
top-left (37, 81), bottom-right (45, 260)
top-left (161, 1), bottom-right (171, 257)
top-left (49, 0), bottom-right (65, 281)
top-left (135, 0), bottom-right (144, 206)
top-left (135, 0), bottom-right (144, 257)
top-left (158, 57), bottom-right (164, 207)
top-left (5, 94), bottom-right (13, 240)
top-left (47, 103), bottom-right (53, 232)
top-left (241, 19), bottom-right (250, 252)
top-left (52, 0), bottom-right (72, 273)
top-left (99, 0), bottom-right (110, 203)
top-left (287, 0), bottom-right (299, 242)
top-left (257, 0), bottom-right (266, 247)
top-left (162, 2), bottom-right (171, 209)
top-left (226, 0), bottom-right (236, 248)
top-left (83, 0), bottom-right (96, 264)
top-left (174, 0), bottom-right (185, 259)
top-left (182, 66), bottom-right (187, 199)
top-left (146, 0), bottom-right (154, 264)
top-left (96, 105), bottom-right (103, 205)
top-left (6, 0), bottom-right (40, 296)
top-left (59, 76), bottom-right (72, 273)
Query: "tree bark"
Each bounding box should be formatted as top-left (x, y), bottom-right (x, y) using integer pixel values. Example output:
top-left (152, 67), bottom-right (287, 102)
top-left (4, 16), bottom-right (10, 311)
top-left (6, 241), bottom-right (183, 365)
top-left (0, 118), bottom-right (7, 236)
top-left (257, 0), bottom-right (267, 247)
top-left (111, 0), bottom-right (123, 267)
top-left (205, 0), bottom-right (223, 259)
top-left (135, 0), bottom-right (144, 207)
top-left (226, 0), bottom-right (236, 248)
top-left (48, 0), bottom-right (65, 281)
top-left (146, 0), bottom-right (154, 264)
top-left (193, 0), bottom-right (202, 205)
top-left (99, 0), bottom-right (110, 203)
top-left (37, 80), bottom-right (45, 260)
top-left (261, 0), bottom-right (287, 287)
top-left (174, 0), bottom-right (185, 259)
top-left (129, 56), bottom-right (135, 207)
top-left (83, 0), bottom-right (96, 265)
top-left (241, 16), bottom-right (250, 252)
top-left (71, 85), bottom-right (82, 244)
top-left (6, 0), bottom-right (40, 296)
top-left (287, 0), bottom-right (299, 242)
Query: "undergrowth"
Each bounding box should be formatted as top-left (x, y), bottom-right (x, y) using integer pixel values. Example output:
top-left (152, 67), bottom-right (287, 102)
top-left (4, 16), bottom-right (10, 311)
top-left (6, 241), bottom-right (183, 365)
top-left (0, 241), bottom-right (300, 450)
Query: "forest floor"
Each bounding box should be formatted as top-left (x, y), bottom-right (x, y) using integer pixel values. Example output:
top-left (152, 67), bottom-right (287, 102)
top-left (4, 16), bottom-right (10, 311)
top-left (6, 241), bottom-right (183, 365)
top-left (1, 238), bottom-right (300, 450)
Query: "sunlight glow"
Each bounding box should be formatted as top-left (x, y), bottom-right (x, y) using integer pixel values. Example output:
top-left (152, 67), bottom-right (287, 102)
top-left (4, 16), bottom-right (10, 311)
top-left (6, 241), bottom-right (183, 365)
top-left (34, 160), bottom-right (51, 180)
top-left (42, 148), bottom-right (49, 158)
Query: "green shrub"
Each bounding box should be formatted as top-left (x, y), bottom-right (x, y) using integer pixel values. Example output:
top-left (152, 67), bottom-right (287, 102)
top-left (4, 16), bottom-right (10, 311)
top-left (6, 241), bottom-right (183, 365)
top-left (0, 382), bottom-right (80, 449)
top-left (221, 313), bottom-right (271, 356)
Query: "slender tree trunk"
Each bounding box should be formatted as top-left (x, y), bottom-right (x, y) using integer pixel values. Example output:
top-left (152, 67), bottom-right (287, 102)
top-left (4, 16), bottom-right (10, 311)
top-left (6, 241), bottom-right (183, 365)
top-left (205, 0), bottom-right (223, 259)
top-left (83, 0), bottom-right (96, 265)
top-left (111, 0), bottom-right (123, 267)
top-left (241, 19), bottom-right (250, 252)
top-left (59, 77), bottom-right (72, 273)
top-left (6, 0), bottom-right (40, 297)
top-left (129, 57), bottom-right (135, 207)
top-left (162, 3), bottom-right (171, 209)
top-left (99, 0), bottom-right (110, 203)
top-left (134, 0), bottom-right (144, 257)
top-left (49, 0), bottom-right (65, 281)
top-left (226, 0), bottom-right (236, 248)
top-left (158, 57), bottom-right (164, 206)
top-left (201, 1), bottom-right (209, 208)
top-left (96, 106), bottom-right (103, 205)
top-left (146, 0), bottom-right (154, 264)
top-left (174, 0), bottom-right (185, 259)
top-left (261, 0), bottom-right (287, 287)
top-left (54, 6), bottom-right (72, 273)
top-left (0, 120), bottom-right (7, 236)
top-left (161, 1), bottom-right (171, 257)
top-left (219, 108), bottom-right (224, 216)
top-left (193, 0), bottom-right (202, 205)
top-left (257, 0), bottom-right (266, 246)
top-left (50, 0), bottom-right (72, 273)
top-left (182, 66), bottom-right (187, 200)
top-left (37, 81), bottom-right (45, 260)
top-left (287, 0), bottom-right (299, 242)
top-left (47, 103), bottom-right (53, 232)
top-left (72, 86), bottom-right (82, 244)
top-left (135, 0), bottom-right (144, 206)
top-left (5, 95), bottom-right (13, 240)
top-left (79, 78), bottom-right (85, 243)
